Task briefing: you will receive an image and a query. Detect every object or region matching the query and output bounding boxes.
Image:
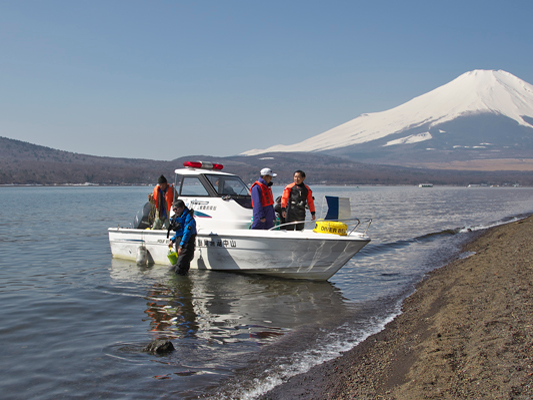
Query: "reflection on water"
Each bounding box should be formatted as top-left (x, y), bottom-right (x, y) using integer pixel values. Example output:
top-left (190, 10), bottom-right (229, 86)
top-left (111, 259), bottom-right (351, 348)
top-left (144, 280), bottom-right (198, 339)
top-left (107, 258), bottom-right (358, 398)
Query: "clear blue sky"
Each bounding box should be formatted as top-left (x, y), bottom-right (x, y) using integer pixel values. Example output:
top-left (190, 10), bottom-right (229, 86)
top-left (1, 0), bottom-right (532, 160)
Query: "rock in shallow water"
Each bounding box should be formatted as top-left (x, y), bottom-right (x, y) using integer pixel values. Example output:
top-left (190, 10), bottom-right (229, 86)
top-left (143, 339), bottom-right (175, 355)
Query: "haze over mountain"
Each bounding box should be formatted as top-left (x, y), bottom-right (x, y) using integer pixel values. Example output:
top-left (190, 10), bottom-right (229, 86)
top-left (243, 70), bottom-right (533, 170)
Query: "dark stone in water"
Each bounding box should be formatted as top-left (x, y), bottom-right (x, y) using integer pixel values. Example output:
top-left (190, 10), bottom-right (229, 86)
top-left (143, 339), bottom-right (175, 355)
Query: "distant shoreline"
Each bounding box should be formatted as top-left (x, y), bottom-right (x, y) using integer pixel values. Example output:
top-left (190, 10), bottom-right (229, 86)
top-left (0, 183), bottom-right (529, 188)
top-left (0, 183), bottom-right (152, 187)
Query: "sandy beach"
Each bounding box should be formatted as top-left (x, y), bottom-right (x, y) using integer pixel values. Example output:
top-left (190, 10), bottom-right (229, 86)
top-left (260, 215), bottom-right (533, 399)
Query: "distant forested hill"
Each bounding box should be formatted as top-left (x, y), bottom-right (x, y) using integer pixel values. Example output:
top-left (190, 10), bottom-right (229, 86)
top-left (0, 136), bottom-right (182, 185)
top-left (1, 136), bottom-right (532, 186)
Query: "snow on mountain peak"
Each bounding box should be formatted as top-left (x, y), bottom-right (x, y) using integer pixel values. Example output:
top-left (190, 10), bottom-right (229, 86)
top-left (242, 69), bottom-right (533, 156)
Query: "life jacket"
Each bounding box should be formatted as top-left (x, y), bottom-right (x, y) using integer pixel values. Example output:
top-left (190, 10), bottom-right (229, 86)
top-left (153, 184), bottom-right (174, 219)
top-left (281, 182), bottom-right (315, 213)
top-left (250, 180), bottom-right (274, 208)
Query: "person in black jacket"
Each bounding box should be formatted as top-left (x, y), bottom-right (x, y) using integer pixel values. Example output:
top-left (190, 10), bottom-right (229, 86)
top-left (281, 170), bottom-right (316, 230)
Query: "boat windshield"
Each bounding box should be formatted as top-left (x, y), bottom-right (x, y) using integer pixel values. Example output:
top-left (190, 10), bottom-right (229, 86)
top-left (205, 174), bottom-right (250, 197)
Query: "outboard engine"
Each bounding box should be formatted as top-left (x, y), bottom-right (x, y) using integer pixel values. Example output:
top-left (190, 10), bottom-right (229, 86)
top-left (133, 202), bottom-right (153, 229)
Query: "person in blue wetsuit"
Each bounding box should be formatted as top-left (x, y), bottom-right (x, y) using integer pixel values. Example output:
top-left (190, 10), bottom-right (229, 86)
top-left (168, 200), bottom-right (197, 275)
top-left (250, 168), bottom-right (276, 230)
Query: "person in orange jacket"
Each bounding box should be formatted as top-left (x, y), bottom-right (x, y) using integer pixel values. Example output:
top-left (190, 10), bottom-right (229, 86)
top-left (281, 170), bottom-right (315, 230)
top-left (151, 175), bottom-right (175, 229)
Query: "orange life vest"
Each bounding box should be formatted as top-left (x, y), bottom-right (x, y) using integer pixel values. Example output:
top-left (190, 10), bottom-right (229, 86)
top-left (281, 182), bottom-right (315, 213)
top-left (153, 184), bottom-right (174, 218)
top-left (250, 180), bottom-right (274, 207)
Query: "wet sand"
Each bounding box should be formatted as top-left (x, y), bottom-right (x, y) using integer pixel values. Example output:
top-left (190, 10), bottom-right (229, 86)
top-left (260, 215), bottom-right (533, 399)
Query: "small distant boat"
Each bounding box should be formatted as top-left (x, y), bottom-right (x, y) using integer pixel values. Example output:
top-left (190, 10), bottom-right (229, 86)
top-left (418, 183), bottom-right (433, 188)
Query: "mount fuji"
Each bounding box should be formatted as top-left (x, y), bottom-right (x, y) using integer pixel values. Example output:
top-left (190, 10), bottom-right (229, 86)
top-left (243, 70), bottom-right (533, 170)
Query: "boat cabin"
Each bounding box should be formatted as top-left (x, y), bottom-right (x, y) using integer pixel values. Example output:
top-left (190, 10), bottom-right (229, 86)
top-left (174, 162), bottom-right (252, 207)
top-left (173, 161), bottom-right (253, 230)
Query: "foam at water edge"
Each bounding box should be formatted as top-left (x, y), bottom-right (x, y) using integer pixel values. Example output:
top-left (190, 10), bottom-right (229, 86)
top-left (210, 304), bottom-right (403, 400)
top-left (459, 215), bottom-right (524, 234)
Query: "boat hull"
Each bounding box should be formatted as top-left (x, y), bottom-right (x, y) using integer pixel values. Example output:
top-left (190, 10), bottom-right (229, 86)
top-left (108, 228), bottom-right (370, 281)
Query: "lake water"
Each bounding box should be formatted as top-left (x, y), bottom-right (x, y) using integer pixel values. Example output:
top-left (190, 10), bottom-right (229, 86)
top-left (1, 185), bottom-right (532, 399)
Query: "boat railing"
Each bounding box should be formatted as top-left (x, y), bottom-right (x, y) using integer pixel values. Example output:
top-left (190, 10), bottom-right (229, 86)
top-left (269, 220), bottom-right (307, 231)
top-left (348, 218), bottom-right (372, 235)
top-left (269, 217), bottom-right (372, 235)
top-left (326, 217), bottom-right (373, 235)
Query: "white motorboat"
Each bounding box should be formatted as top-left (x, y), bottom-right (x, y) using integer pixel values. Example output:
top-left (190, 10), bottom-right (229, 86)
top-left (108, 161), bottom-right (371, 281)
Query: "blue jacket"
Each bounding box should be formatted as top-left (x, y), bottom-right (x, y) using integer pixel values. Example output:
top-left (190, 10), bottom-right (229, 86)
top-left (251, 177), bottom-right (275, 230)
top-left (170, 208), bottom-right (197, 247)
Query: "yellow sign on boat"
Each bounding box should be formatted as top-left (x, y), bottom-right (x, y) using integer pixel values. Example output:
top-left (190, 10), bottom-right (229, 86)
top-left (313, 220), bottom-right (348, 236)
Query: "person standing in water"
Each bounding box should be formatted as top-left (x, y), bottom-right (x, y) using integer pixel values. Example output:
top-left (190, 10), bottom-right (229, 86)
top-left (168, 200), bottom-right (197, 275)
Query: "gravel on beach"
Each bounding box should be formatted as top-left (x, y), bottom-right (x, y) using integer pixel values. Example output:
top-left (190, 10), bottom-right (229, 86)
top-left (260, 215), bottom-right (533, 399)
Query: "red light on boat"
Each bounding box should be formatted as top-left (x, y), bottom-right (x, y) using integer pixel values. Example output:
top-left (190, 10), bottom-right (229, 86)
top-left (183, 161), bottom-right (203, 168)
top-left (183, 161), bottom-right (224, 170)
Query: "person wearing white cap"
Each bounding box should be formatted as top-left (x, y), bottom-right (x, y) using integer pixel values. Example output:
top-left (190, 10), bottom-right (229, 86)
top-left (250, 168), bottom-right (277, 229)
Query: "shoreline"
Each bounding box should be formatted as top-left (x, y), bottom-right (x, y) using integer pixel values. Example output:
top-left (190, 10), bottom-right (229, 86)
top-left (260, 215), bottom-right (533, 399)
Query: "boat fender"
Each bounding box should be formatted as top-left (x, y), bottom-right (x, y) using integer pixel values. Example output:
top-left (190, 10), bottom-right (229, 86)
top-left (136, 245), bottom-right (148, 266)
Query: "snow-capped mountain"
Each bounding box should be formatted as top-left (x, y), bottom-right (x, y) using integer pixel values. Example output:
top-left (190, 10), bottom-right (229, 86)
top-left (243, 70), bottom-right (533, 168)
